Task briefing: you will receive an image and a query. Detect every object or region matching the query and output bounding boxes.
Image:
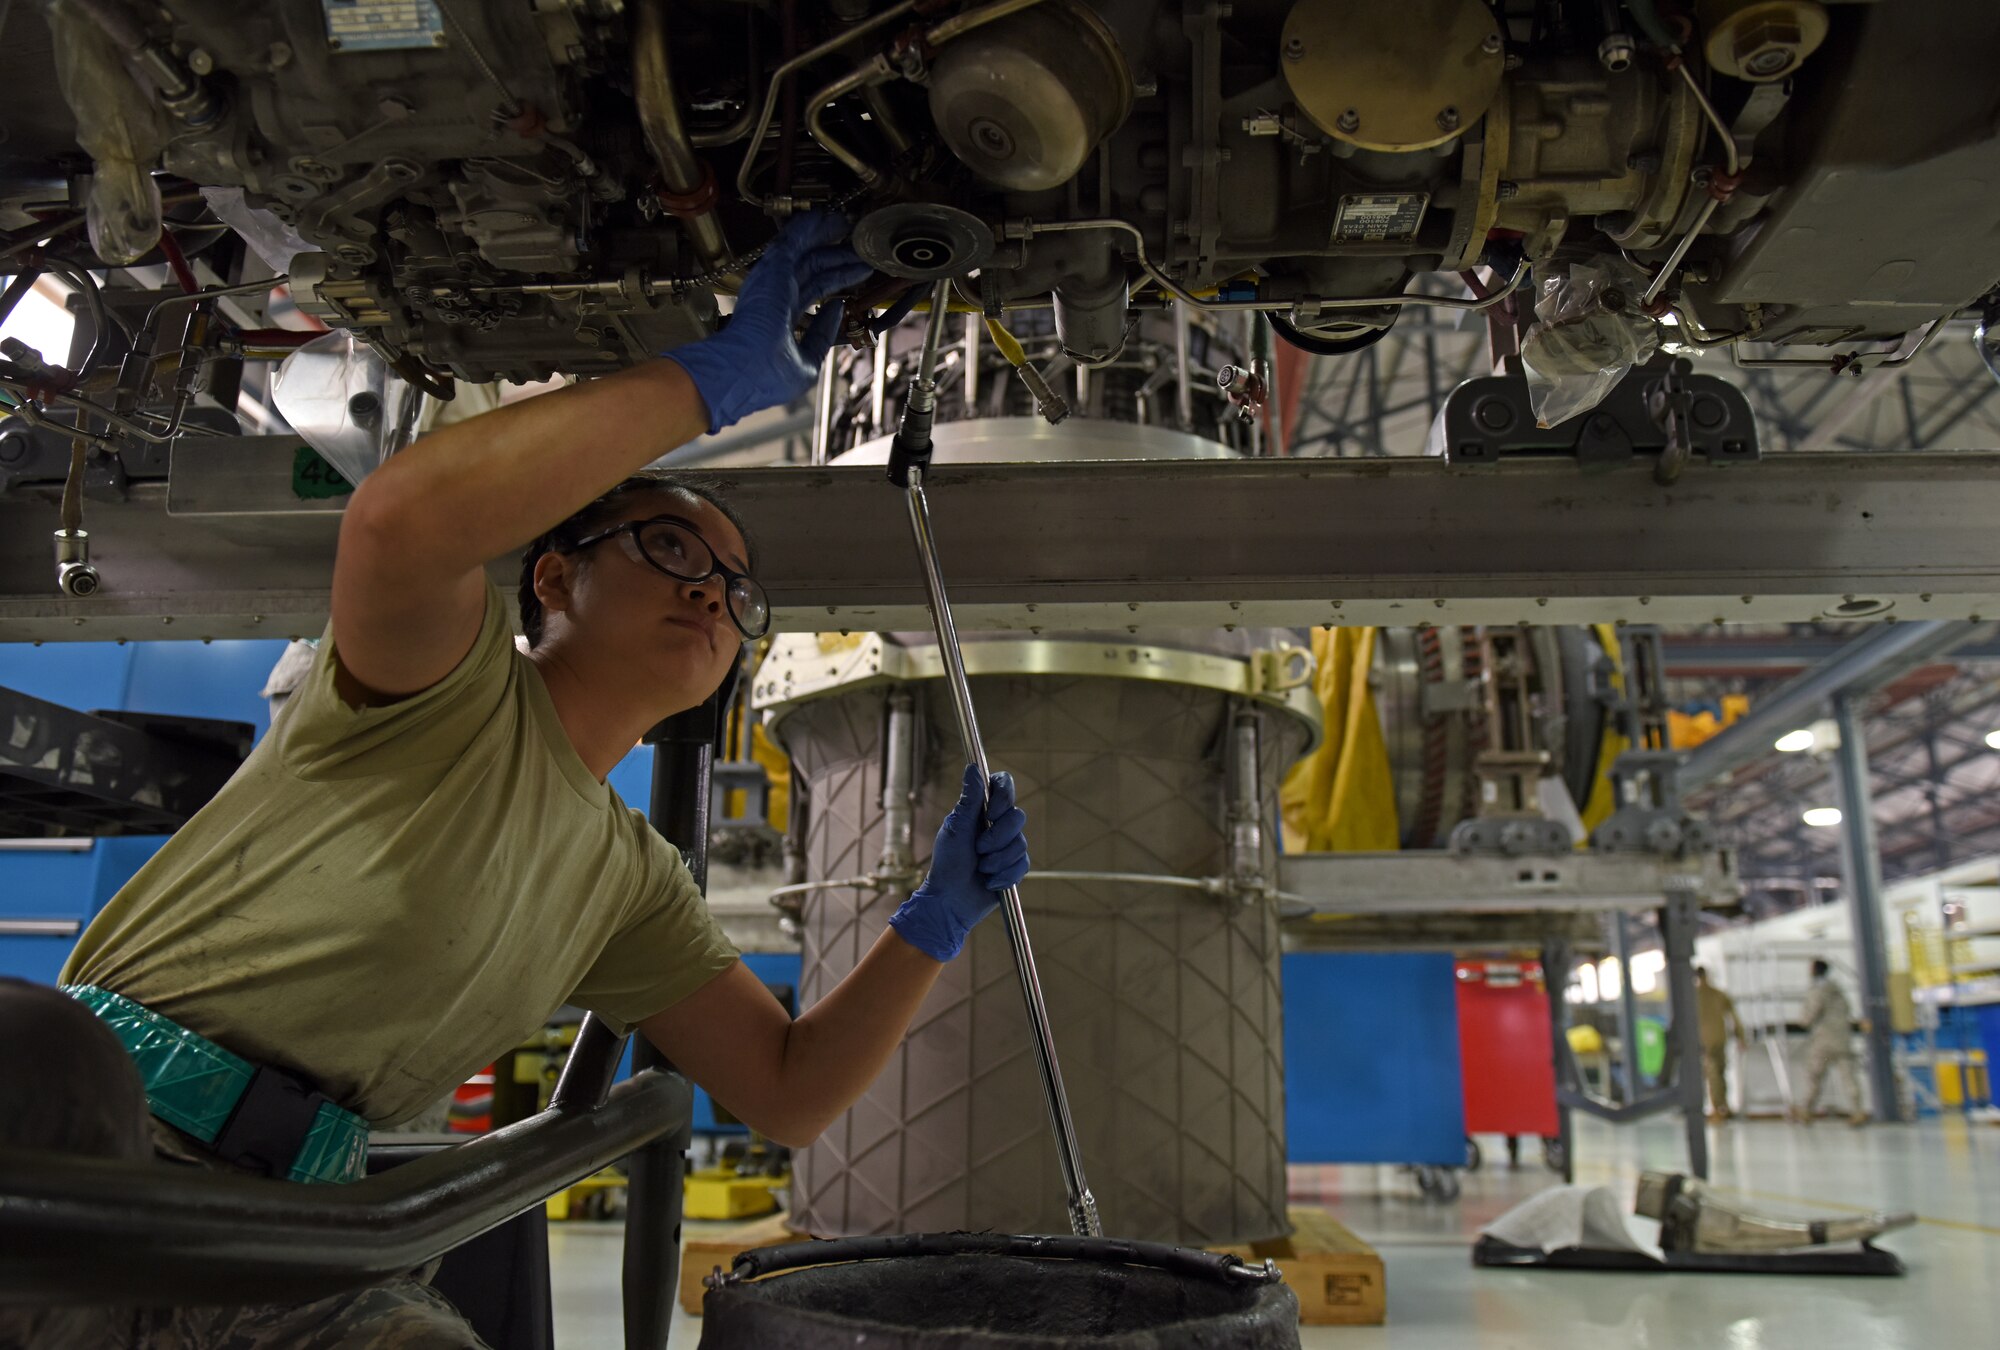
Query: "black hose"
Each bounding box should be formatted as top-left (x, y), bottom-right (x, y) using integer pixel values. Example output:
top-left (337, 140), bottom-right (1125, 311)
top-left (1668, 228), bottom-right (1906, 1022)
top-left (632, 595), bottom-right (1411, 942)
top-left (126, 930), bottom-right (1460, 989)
top-left (866, 283), bottom-right (923, 336)
top-left (0, 270), bottom-right (42, 329)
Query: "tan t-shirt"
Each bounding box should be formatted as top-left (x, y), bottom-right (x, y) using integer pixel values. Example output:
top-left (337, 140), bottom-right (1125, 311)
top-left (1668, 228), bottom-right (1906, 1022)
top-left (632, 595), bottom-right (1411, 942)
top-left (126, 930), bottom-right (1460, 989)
top-left (62, 581), bottom-right (738, 1125)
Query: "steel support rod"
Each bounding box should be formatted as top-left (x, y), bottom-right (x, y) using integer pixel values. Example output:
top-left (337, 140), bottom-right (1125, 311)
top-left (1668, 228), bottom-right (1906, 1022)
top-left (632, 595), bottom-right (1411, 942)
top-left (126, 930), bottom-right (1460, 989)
top-left (1831, 692), bottom-right (1902, 1123)
top-left (1661, 893), bottom-right (1710, 1179)
top-left (1612, 913), bottom-right (1643, 1102)
top-left (901, 465), bottom-right (1101, 1238)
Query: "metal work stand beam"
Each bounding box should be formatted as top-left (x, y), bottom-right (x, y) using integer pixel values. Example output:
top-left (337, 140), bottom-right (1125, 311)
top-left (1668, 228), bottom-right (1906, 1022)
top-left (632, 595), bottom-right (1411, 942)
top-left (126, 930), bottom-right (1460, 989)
top-left (620, 710), bottom-right (716, 1350)
top-left (1660, 892), bottom-right (1711, 1180)
top-left (1832, 692), bottom-right (1903, 1123)
top-left (18, 449), bottom-right (2000, 640)
top-left (1545, 897), bottom-right (1710, 1180)
top-left (1542, 939), bottom-right (1576, 1184)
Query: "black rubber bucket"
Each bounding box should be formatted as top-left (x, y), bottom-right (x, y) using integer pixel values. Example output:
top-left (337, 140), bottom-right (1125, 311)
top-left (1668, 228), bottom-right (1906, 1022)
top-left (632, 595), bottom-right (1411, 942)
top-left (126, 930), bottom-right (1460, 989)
top-left (698, 1232), bottom-right (1301, 1349)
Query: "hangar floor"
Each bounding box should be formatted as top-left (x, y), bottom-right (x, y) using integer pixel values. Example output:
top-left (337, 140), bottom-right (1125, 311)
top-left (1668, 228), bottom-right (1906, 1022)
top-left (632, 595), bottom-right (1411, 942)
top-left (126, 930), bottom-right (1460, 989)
top-left (545, 1116), bottom-right (1999, 1348)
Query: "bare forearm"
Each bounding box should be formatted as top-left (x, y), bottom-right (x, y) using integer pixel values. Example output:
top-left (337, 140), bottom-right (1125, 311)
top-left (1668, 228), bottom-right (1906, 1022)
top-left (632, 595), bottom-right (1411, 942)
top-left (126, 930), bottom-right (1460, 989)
top-left (778, 930), bottom-right (943, 1138)
top-left (356, 359), bottom-right (709, 569)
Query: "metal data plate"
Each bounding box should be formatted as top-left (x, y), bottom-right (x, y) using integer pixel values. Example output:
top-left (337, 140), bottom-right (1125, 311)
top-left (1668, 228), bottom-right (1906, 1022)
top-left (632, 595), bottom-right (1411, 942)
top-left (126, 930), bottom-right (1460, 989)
top-left (1334, 192), bottom-right (1428, 243)
top-left (323, 0), bottom-right (446, 53)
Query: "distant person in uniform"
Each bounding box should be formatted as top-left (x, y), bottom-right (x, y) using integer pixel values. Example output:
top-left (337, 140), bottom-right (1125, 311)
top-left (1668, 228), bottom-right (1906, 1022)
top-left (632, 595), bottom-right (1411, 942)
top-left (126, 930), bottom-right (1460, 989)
top-left (1695, 966), bottom-right (1745, 1122)
top-left (1792, 959), bottom-right (1869, 1126)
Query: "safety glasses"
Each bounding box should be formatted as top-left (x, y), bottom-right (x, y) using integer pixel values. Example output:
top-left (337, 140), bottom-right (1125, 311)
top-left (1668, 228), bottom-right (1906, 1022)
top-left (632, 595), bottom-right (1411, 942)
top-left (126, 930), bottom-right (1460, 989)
top-left (568, 515), bottom-right (770, 640)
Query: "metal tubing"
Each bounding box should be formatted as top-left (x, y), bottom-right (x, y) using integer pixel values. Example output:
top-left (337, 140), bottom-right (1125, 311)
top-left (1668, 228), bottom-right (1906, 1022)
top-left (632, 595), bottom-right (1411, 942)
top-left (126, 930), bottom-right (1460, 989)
top-left (880, 690), bottom-right (918, 871)
top-left (622, 715), bottom-right (716, 1349)
top-left (1225, 712), bottom-right (1265, 890)
top-left (900, 466), bottom-right (1101, 1238)
top-left (804, 56), bottom-right (895, 188)
top-left (0, 1070), bottom-right (692, 1306)
top-left (734, 0), bottom-right (920, 206)
top-left (631, 0), bottom-right (730, 268)
top-left (1612, 912), bottom-right (1643, 1101)
top-left (810, 350), bottom-right (839, 465)
top-left (1831, 692), bottom-right (1902, 1123)
top-left (1016, 218), bottom-right (1530, 316)
top-left (1174, 299), bottom-right (1195, 427)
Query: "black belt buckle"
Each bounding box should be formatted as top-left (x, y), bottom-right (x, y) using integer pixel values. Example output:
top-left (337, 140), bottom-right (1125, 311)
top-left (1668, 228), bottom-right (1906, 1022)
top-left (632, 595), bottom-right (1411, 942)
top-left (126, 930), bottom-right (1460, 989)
top-left (210, 1063), bottom-right (327, 1179)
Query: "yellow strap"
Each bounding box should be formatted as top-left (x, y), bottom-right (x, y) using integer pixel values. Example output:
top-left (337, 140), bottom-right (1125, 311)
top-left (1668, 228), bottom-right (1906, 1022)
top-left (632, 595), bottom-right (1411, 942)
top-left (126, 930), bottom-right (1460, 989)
top-left (984, 317), bottom-right (1027, 368)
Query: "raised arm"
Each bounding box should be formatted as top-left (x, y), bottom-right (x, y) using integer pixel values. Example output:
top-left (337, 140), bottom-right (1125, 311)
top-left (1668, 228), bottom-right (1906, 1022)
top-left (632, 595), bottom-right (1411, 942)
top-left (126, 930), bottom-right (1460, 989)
top-left (328, 212), bottom-right (870, 703)
top-left (640, 768), bottom-right (1030, 1148)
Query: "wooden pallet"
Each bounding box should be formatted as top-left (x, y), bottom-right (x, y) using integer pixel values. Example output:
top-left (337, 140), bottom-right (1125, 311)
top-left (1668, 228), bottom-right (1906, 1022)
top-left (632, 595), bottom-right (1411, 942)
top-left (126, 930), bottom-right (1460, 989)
top-left (678, 1207), bottom-right (1385, 1326)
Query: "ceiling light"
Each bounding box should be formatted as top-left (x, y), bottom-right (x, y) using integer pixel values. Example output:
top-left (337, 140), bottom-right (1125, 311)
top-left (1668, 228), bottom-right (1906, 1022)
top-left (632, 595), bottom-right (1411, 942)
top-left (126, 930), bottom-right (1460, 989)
top-left (1775, 728), bottom-right (1816, 753)
top-left (1986, 730), bottom-right (2000, 751)
top-left (1802, 807), bottom-right (1843, 828)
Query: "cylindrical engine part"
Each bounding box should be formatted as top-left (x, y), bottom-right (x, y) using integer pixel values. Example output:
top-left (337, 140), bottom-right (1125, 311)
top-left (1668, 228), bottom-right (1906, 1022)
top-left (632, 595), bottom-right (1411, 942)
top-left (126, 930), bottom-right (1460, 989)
top-left (1373, 625), bottom-right (1606, 848)
top-left (927, 0), bottom-right (1133, 192)
top-left (778, 670), bottom-right (1311, 1243)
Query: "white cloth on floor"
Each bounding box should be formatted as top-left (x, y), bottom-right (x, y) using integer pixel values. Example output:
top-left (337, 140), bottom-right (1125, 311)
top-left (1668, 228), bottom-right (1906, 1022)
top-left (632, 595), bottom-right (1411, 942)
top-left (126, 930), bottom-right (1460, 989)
top-left (1482, 1185), bottom-right (1662, 1258)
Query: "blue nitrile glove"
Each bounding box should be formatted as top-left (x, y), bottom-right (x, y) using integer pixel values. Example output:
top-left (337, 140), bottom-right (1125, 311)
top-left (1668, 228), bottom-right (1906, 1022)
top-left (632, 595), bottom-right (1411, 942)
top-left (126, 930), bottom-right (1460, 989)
top-left (660, 210), bottom-right (876, 434)
top-left (888, 765), bottom-right (1032, 962)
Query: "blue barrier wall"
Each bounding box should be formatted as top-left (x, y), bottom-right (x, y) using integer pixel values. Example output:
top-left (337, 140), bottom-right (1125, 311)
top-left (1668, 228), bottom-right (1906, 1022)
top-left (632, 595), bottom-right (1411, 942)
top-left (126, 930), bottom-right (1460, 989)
top-left (1282, 951), bottom-right (1467, 1165)
top-left (0, 639), bottom-right (288, 984)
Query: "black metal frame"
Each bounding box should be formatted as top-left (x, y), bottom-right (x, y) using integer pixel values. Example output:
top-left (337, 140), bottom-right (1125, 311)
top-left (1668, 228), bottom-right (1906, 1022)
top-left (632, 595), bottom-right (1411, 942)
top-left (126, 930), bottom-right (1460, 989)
top-left (1543, 892), bottom-right (1710, 1182)
top-left (0, 1070), bottom-right (692, 1307)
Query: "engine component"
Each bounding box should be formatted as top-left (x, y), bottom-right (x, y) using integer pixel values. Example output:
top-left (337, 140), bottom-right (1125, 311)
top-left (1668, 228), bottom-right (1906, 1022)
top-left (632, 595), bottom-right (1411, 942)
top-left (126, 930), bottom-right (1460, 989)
top-left (770, 644), bottom-right (1310, 1244)
top-left (851, 203), bottom-right (995, 280)
top-left (927, 0), bottom-right (1132, 191)
top-left (1636, 1171), bottom-right (1914, 1253)
top-left (1698, 0), bottom-right (1830, 83)
top-left (1280, 0), bottom-right (1505, 153)
top-left (54, 527), bottom-right (97, 599)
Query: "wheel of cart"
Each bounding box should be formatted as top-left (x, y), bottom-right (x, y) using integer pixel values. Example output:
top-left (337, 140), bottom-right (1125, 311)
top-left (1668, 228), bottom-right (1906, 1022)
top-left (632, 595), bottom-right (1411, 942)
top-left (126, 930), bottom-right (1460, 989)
top-left (1410, 1165), bottom-right (1462, 1202)
top-left (1541, 1134), bottom-right (1568, 1174)
top-left (1464, 1136), bottom-right (1483, 1172)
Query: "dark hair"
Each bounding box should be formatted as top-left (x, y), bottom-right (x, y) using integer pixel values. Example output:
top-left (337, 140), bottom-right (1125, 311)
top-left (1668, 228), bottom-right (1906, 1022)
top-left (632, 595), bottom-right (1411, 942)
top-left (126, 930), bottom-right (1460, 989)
top-left (1810, 958), bottom-right (1830, 978)
top-left (517, 472), bottom-right (757, 647)
top-left (1694, 965), bottom-right (1707, 981)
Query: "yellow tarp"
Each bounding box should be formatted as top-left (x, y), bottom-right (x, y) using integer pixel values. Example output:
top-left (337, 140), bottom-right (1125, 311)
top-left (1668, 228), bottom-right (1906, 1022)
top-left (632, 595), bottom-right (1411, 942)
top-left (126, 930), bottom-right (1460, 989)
top-left (1578, 623), bottom-right (1628, 836)
top-left (1280, 628), bottom-right (1401, 853)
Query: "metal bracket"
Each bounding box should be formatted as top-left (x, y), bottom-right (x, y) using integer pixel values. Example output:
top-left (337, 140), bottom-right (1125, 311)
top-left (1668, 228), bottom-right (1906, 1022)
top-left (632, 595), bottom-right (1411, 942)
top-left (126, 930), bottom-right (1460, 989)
top-left (1429, 364), bottom-right (1759, 469)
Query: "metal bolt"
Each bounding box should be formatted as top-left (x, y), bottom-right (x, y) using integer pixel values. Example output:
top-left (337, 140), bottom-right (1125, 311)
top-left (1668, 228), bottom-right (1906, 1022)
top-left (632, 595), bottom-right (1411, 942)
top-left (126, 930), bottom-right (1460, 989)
top-left (1482, 32), bottom-right (1503, 54)
top-left (1284, 35), bottom-right (1305, 61)
top-left (1335, 107), bottom-right (1359, 134)
top-left (187, 47), bottom-right (214, 75)
top-left (1495, 180), bottom-right (1520, 199)
top-left (1436, 106), bottom-right (1460, 133)
top-left (268, 41), bottom-right (293, 69)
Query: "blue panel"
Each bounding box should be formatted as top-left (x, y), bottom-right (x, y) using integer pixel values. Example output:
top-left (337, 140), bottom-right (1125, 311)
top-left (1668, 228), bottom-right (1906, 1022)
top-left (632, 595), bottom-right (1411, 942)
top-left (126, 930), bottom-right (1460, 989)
top-left (0, 934), bottom-right (78, 986)
top-left (1282, 952), bottom-right (1467, 1165)
top-left (0, 639), bottom-right (285, 978)
top-left (123, 639), bottom-right (289, 731)
top-left (0, 641), bottom-right (133, 711)
top-left (607, 744), bottom-right (655, 816)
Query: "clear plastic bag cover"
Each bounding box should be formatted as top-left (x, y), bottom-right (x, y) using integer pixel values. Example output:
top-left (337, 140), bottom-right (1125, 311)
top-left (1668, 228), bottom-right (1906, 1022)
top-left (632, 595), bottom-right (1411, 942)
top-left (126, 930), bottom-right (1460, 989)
top-left (200, 187), bottom-right (314, 274)
top-left (47, 0), bottom-right (169, 265)
top-left (271, 330), bottom-right (425, 486)
top-left (1521, 262), bottom-right (1659, 428)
